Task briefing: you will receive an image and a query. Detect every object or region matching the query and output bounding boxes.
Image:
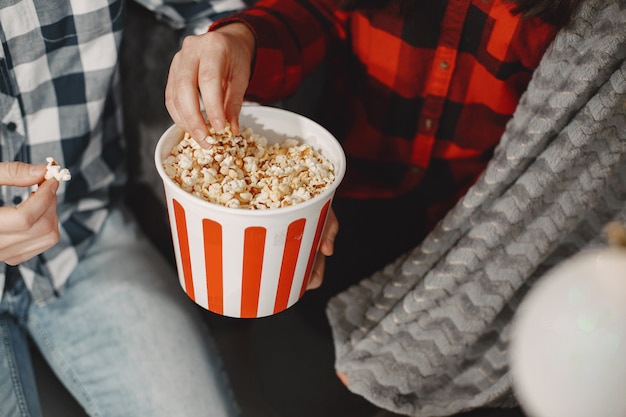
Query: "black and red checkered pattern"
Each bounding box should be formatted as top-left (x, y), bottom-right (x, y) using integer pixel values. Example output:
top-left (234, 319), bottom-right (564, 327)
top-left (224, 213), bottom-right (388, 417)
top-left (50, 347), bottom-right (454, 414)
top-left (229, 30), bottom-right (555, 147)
top-left (213, 0), bottom-right (560, 227)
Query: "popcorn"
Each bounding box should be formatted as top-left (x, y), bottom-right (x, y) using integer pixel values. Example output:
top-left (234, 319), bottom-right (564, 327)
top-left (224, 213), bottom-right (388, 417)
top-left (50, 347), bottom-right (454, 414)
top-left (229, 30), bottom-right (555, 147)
top-left (163, 126), bottom-right (336, 209)
top-left (44, 157), bottom-right (71, 181)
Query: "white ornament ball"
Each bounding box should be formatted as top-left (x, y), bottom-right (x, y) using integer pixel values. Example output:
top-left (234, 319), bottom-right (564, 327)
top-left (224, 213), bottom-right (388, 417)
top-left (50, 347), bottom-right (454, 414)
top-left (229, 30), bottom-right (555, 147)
top-left (510, 249), bottom-right (626, 417)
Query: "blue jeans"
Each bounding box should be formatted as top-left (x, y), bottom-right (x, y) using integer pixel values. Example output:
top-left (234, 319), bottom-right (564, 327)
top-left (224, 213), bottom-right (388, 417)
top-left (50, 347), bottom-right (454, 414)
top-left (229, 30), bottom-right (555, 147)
top-left (0, 206), bottom-right (240, 417)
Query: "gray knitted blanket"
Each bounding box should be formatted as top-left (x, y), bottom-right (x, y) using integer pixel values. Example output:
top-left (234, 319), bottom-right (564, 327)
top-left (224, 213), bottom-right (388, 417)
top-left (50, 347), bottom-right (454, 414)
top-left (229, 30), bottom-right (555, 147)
top-left (326, 1), bottom-right (626, 415)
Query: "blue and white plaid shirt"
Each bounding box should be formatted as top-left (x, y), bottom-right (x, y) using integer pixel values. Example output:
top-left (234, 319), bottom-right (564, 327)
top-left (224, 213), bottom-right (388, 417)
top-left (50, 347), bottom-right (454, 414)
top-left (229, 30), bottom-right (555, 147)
top-left (0, 0), bottom-right (245, 304)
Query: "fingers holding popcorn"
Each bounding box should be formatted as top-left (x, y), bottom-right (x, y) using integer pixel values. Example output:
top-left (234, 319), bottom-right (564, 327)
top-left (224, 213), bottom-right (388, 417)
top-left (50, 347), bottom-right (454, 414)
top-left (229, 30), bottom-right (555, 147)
top-left (0, 158), bottom-right (69, 264)
top-left (0, 177), bottom-right (60, 265)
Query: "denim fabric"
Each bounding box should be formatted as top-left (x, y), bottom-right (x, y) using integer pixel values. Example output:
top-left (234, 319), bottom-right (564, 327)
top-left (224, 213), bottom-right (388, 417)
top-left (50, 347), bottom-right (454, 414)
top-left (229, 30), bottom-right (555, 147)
top-left (0, 205), bottom-right (240, 417)
top-left (0, 280), bottom-right (43, 417)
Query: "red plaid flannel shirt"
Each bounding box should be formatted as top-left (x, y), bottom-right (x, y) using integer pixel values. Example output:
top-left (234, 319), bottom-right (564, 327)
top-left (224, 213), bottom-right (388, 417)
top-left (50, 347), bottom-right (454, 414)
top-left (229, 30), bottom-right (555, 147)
top-left (212, 0), bottom-right (559, 225)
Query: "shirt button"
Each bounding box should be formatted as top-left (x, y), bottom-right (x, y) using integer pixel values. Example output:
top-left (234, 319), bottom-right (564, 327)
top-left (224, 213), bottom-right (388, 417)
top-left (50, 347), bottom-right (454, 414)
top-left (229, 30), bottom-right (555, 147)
top-left (424, 118), bottom-right (433, 129)
top-left (7, 122), bottom-right (17, 131)
top-left (439, 61), bottom-right (449, 70)
top-left (13, 196), bottom-right (22, 205)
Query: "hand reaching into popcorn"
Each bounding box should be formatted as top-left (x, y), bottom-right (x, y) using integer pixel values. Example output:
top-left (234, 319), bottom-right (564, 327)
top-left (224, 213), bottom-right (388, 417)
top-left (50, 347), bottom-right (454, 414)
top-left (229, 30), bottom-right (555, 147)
top-left (0, 161), bottom-right (61, 265)
top-left (165, 22), bottom-right (255, 144)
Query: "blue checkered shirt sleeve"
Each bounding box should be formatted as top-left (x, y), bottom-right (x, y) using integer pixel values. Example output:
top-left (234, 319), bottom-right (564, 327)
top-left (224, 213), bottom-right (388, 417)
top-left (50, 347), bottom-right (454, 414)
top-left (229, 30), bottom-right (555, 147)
top-left (0, 0), bottom-right (245, 304)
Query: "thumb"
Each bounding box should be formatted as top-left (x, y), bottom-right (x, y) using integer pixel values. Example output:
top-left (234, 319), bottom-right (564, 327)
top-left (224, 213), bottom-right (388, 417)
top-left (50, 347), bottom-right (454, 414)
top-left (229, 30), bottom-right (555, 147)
top-left (0, 162), bottom-right (46, 187)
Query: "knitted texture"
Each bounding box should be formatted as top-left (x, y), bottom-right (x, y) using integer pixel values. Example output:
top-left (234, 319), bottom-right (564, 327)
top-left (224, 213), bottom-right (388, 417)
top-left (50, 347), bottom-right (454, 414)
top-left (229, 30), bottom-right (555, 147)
top-left (326, 0), bottom-right (626, 415)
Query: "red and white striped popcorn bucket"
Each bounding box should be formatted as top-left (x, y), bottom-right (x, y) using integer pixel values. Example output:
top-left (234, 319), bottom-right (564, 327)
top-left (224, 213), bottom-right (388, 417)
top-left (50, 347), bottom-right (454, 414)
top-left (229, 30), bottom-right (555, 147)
top-left (155, 105), bottom-right (346, 318)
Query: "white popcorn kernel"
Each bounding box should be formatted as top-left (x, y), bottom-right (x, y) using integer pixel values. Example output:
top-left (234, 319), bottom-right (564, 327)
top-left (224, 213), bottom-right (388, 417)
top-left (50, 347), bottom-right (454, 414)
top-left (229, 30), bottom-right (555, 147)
top-left (224, 198), bottom-right (241, 208)
top-left (238, 191), bottom-right (252, 203)
top-left (44, 157), bottom-right (71, 181)
top-left (278, 183), bottom-right (292, 196)
top-left (218, 192), bottom-right (235, 205)
top-left (178, 155), bottom-right (193, 170)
